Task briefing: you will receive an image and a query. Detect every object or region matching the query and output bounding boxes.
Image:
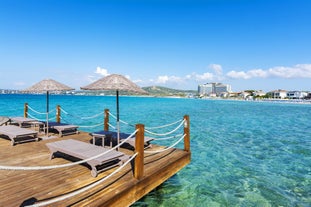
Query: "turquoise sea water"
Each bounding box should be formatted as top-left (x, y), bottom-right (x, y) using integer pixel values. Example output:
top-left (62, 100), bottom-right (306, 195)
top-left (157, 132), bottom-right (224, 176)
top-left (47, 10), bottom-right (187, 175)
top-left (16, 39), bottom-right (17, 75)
top-left (0, 94), bottom-right (310, 207)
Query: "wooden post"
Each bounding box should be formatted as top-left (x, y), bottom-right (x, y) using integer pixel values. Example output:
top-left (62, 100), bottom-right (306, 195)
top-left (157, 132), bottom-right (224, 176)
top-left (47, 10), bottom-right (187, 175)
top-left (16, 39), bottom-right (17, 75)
top-left (104, 109), bottom-right (109, 131)
top-left (24, 103), bottom-right (28, 118)
top-left (56, 105), bottom-right (61, 123)
top-left (134, 124), bottom-right (145, 180)
top-left (183, 115), bottom-right (190, 152)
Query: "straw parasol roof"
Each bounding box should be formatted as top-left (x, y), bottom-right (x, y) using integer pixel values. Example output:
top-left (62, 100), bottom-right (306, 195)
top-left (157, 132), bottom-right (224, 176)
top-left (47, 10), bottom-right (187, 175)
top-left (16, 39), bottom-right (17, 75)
top-left (23, 79), bottom-right (74, 138)
top-left (80, 74), bottom-right (147, 150)
top-left (23, 79), bottom-right (74, 92)
top-left (80, 74), bottom-right (147, 94)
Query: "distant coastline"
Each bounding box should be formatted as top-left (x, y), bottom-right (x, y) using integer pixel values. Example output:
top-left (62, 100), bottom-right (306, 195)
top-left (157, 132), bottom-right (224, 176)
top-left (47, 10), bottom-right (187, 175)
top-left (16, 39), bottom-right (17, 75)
top-left (1, 87), bottom-right (311, 104)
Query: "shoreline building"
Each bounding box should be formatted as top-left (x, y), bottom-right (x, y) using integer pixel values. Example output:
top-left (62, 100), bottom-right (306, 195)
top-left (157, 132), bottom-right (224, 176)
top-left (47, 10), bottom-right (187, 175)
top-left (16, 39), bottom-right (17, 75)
top-left (198, 82), bottom-right (232, 97)
top-left (266, 89), bottom-right (288, 99)
top-left (287, 91), bottom-right (308, 99)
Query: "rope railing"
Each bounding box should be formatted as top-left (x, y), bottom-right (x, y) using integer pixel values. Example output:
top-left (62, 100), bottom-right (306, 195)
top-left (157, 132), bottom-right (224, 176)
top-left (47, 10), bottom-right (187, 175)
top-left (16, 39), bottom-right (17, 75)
top-left (149, 133), bottom-right (184, 141)
top-left (26, 112), bottom-right (54, 122)
top-left (108, 112), bottom-right (184, 131)
top-left (61, 108), bottom-right (104, 120)
top-left (27, 105), bottom-right (46, 115)
top-left (48, 116), bottom-right (56, 121)
top-left (60, 108), bottom-right (69, 115)
top-left (145, 119), bottom-right (184, 130)
top-left (145, 119), bottom-right (185, 137)
top-left (107, 112), bottom-right (134, 126)
top-left (108, 112), bottom-right (117, 120)
top-left (59, 108), bottom-right (83, 120)
top-left (0, 129), bottom-right (138, 171)
top-left (119, 119), bottom-right (135, 126)
top-left (144, 134), bottom-right (186, 154)
top-left (78, 122), bottom-right (104, 128)
top-left (108, 112), bottom-right (130, 126)
top-left (108, 123), bottom-right (117, 130)
top-left (80, 112), bottom-right (105, 120)
top-left (58, 117), bottom-right (79, 126)
top-left (58, 116), bottom-right (72, 124)
top-left (28, 105), bottom-right (55, 115)
top-left (26, 113), bottom-right (42, 121)
top-left (26, 152), bottom-right (138, 207)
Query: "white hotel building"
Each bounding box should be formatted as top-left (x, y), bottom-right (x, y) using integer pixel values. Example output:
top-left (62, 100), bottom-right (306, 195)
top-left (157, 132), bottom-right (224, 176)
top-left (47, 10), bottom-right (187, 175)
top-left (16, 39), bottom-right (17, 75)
top-left (198, 83), bottom-right (232, 96)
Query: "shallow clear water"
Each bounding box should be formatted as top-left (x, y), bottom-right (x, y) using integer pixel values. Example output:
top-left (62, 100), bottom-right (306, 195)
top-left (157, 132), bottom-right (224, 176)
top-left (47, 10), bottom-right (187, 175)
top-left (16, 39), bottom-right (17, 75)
top-left (1, 94), bottom-right (310, 206)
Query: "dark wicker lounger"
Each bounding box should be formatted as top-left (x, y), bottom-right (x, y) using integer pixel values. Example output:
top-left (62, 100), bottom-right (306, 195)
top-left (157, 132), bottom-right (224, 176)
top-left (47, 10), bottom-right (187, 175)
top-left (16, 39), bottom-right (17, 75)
top-left (91, 130), bottom-right (154, 149)
top-left (0, 125), bottom-right (38, 146)
top-left (46, 139), bottom-right (129, 177)
top-left (46, 122), bottom-right (79, 137)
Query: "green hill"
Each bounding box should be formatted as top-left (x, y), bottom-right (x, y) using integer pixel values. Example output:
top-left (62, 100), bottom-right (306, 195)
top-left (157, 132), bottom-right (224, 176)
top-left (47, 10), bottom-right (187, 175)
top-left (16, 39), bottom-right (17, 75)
top-left (142, 86), bottom-right (197, 97)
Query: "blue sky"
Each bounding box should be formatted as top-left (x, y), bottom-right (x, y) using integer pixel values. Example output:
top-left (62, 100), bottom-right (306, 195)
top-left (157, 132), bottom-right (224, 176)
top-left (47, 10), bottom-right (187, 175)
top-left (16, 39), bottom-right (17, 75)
top-left (1, 0), bottom-right (311, 92)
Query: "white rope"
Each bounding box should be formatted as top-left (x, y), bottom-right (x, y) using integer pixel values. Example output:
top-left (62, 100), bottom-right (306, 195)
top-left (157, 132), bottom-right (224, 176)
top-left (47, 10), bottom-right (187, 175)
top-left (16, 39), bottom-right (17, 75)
top-left (60, 109), bottom-right (81, 120)
top-left (48, 116), bottom-right (56, 121)
top-left (27, 152), bottom-right (138, 207)
top-left (60, 108), bottom-right (69, 115)
top-left (145, 119), bottom-right (185, 137)
top-left (79, 111), bottom-right (104, 120)
top-left (119, 119), bottom-right (132, 126)
top-left (144, 134), bottom-right (186, 154)
top-left (108, 123), bottom-right (116, 130)
top-left (0, 130), bottom-right (138, 171)
top-left (108, 112), bottom-right (135, 127)
top-left (59, 116), bottom-right (70, 122)
top-left (108, 112), bottom-right (117, 120)
top-left (149, 133), bottom-right (184, 141)
top-left (61, 108), bottom-right (104, 120)
top-left (26, 113), bottom-right (41, 121)
top-left (78, 122), bottom-right (103, 128)
top-left (28, 105), bottom-right (55, 115)
top-left (49, 108), bottom-right (56, 114)
top-left (145, 119), bottom-right (184, 130)
top-left (58, 117), bottom-right (75, 126)
top-left (28, 105), bottom-right (46, 115)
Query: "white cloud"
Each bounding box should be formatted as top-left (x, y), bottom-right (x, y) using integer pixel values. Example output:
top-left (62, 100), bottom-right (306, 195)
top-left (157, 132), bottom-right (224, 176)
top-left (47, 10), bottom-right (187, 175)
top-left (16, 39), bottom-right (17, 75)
top-left (154, 75), bottom-right (183, 84)
top-left (226, 69), bottom-right (268, 79)
top-left (194, 72), bottom-right (214, 81)
top-left (156, 75), bottom-right (169, 84)
top-left (209, 64), bottom-right (223, 75)
top-left (268, 64), bottom-right (311, 78)
top-left (226, 71), bottom-right (249, 79)
top-left (226, 64), bottom-right (311, 79)
top-left (150, 64), bottom-right (223, 86)
top-left (150, 75), bottom-right (184, 84)
top-left (95, 67), bottom-right (109, 76)
top-left (247, 69), bottom-right (268, 78)
top-left (123, 63), bottom-right (311, 89)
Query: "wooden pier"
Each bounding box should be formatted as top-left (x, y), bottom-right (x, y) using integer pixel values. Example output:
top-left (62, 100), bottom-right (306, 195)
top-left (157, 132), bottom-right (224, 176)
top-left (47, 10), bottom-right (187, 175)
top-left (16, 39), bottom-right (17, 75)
top-left (0, 127), bottom-right (191, 206)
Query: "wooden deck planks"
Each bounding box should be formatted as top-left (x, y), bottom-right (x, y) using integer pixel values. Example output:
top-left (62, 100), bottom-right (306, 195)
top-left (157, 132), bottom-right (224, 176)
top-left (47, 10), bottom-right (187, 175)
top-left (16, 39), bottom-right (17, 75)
top-left (0, 131), bottom-right (190, 206)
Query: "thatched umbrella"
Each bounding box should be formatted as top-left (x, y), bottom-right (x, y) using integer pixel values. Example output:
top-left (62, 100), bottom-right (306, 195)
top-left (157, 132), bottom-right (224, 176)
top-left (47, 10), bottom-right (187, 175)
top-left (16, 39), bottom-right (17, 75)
top-left (23, 79), bottom-right (74, 137)
top-left (81, 74), bottom-right (147, 149)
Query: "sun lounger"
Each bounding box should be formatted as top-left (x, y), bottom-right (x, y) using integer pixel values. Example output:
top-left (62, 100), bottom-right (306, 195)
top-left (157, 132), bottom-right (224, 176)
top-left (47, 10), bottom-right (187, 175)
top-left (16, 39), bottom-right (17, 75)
top-left (0, 125), bottom-right (38, 146)
top-left (91, 130), bottom-right (154, 150)
top-left (46, 122), bottom-right (79, 137)
top-left (0, 116), bottom-right (10, 126)
top-left (46, 139), bottom-right (129, 177)
top-left (10, 117), bottom-right (37, 127)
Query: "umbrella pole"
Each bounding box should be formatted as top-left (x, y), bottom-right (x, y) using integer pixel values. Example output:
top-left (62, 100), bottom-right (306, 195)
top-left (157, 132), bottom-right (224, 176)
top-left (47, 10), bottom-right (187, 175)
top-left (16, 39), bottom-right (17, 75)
top-left (116, 90), bottom-right (120, 151)
top-left (46, 91), bottom-right (49, 137)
